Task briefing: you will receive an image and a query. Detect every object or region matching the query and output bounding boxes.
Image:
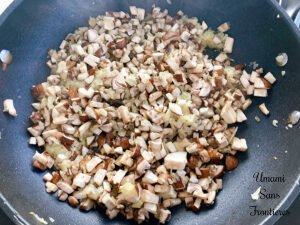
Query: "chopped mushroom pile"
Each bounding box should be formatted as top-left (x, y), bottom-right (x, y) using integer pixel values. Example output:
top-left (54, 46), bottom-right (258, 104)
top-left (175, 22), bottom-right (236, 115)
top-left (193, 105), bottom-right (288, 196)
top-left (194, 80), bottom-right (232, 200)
top-left (27, 6), bottom-right (274, 224)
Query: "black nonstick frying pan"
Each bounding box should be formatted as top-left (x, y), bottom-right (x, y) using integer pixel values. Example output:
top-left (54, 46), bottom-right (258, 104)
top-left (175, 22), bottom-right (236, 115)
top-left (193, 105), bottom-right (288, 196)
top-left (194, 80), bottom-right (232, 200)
top-left (0, 0), bottom-right (300, 225)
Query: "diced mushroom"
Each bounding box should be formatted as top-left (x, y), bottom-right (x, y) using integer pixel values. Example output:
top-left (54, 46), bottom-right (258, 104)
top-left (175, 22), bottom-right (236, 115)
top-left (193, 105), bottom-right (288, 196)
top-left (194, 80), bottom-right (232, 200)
top-left (79, 121), bottom-right (92, 137)
top-left (251, 186), bottom-right (261, 201)
top-left (240, 73), bottom-right (250, 88)
top-left (181, 31), bottom-right (191, 42)
top-left (223, 37), bottom-right (234, 53)
top-left (214, 132), bottom-right (229, 148)
top-left (264, 72), bottom-right (276, 84)
top-left (272, 119), bottom-right (279, 127)
top-left (117, 106), bottom-right (131, 123)
top-left (154, 184), bottom-right (170, 193)
top-left (94, 169), bottom-right (107, 186)
top-left (209, 165), bottom-right (224, 178)
top-left (254, 89), bottom-right (268, 97)
top-left (254, 77), bottom-right (266, 89)
top-left (225, 155), bottom-right (238, 171)
top-left (3, 99), bottom-right (17, 117)
top-left (217, 22), bottom-right (230, 32)
top-left (33, 151), bottom-right (48, 165)
top-left (164, 152), bottom-right (187, 170)
top-left (68, 196), bottom-right (79, 207)
top-left (79, 199), bottom-right (95, 211)
top-left (136, 8), bottom-right (145, 20)
top-left (249, 71), bottom-right (259, 83)
top-left (236, 109), bottom-right (247, 122)
top-left (165, 57), bottom-right (179, 72)
top-left (120, 182), bottom-right (139, 203)
top-left (141, 189), bottom-right (159, 204)
top-left (144, 202), bottom-right (157, 214)
top-left (259, 103), bottom-right (270, 116)
top-left (86, 156), bottom-right (102, 172)
top-left (216, 53), bottom-right (228, 62)
top-left (43, 173), bottom-right (53, 182)
top-left (288, 111), bottom-right (300, 125)
top-left (149, 91), bottom-right (162, 103)
top-left (0, 49), bottom-right (13, 71)
top-left (84, 54), bottom-right (100, 67)
top-left (162, 198), bottom-right (181, 207)
top-left (220, 101), bottom-right (236, 124)
top-left (101, 193), bottom-right (117, 210)
top-left (57, 181), bottom-right (74, 194)
top-left (45, 182), bottom-right (58, 193)
top-left (275, 53), bottom-right (288, 67)
top-left (231, 137), bottom-right (247, 151)
top-left (142, 171), bottom-right (158, 184)
top-left (113, 169), bottom-right (127, 184)
top-left (73, 173), bottom-right (91, 188)
top-left (87, 29), bottom-right (98, 42)
top-left (137, 159), bottom-right (151, 175)
top-left (78, 87), bottom-right (95, 98)
top-left (204, 191), bottom-right (216, 204)
top-left (103, 16), bottom-right (115, 30)
top-left (158, 209), bottom-right (171, 224)
top-left (169, 103), bottom-right (183, 116)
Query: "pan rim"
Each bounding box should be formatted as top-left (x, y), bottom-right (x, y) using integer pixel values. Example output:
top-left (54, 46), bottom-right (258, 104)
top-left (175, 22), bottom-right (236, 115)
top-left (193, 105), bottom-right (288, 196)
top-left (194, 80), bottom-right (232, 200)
top-left (0, 0), bottom-right (299, 225)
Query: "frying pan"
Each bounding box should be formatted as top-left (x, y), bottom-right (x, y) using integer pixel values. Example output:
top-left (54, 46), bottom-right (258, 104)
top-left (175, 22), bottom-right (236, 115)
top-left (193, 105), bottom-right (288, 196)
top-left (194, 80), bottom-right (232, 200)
top-left (0, 0), bottom-right (300, 225)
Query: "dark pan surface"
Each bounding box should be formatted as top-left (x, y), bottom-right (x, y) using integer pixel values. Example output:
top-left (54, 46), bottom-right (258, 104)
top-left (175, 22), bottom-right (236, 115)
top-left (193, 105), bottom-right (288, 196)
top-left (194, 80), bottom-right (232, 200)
top-left (0, 0), bottom-right (300, 225)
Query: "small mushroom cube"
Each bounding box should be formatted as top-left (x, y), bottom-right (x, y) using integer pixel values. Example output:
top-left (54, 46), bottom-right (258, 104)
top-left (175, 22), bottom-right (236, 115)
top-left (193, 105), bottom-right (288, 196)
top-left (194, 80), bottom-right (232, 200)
top-left (3, 99), bottom-right (17, 117)
top-left (141, 189), bottom-right (159, 204)
top-left (120, 182), bottom-right (139, 203)
top-left (220, 101), bottom-right (237, 124)
top-left (214, 132), bottom-right (229, 148)
top-left (73, 173), bottom-right (91, 188)
top-left (264, 72), bottom-right (276, 84)
top-left (86, 156), bottom-right (102, 172)
top-left (223, 37), bottom-right (234, 53)
top-left (231, 137), bottom-right (248, 151)
top-left (259, 103), bottom-right (270, 115)
top-left (94, 169), bottom-right (107, 186)
top-left (164, 152), bottom-right (187, 170)
top-left (217, 22), bottom-right (230, 32)
top-left (57, 181), bottom-right (74, 194)
top-left (101, 193), bottom-right (117, 210)
top-left (142, 171), bottom-right (158, 184)
top-left (254, 89), bottom-right (268, 97)
top-left (113, 169), bottom-right (127, 184)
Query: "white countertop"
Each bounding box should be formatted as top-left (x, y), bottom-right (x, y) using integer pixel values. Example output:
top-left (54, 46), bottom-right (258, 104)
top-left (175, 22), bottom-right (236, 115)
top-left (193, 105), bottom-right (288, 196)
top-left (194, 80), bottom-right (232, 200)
top-left (0, 0), bottom-right (13, 15)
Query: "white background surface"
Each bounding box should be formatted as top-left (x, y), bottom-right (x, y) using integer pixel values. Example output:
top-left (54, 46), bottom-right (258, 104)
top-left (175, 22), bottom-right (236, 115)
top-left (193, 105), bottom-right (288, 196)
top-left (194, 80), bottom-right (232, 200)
top-left (0, 0), bottom-right (13, 15)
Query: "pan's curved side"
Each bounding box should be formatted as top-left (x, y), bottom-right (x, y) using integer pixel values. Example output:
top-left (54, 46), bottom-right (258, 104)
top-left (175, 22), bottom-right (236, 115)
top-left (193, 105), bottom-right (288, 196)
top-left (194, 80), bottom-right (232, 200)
top-left (258, 1), bottom-right (300, 224)
top-left (0, 1), bottom-right (40, 224)
top-left (0, 193), bottom-right (29, 225)
top-left (0, 0), bottom-right (22, 25)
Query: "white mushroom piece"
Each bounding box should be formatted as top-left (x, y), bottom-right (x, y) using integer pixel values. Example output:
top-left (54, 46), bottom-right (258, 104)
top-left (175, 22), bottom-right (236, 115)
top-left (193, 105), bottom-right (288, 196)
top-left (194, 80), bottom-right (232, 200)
top-left (288, 111), bottom-right (300, 125)
top-left (0, 49), bottom-right (13, 71)
top-left (251, 186), bottom-right (261, 201)
top-left (275, 52), bottom-right (288, 67)
top-left (164, 152), bottom-right (187, 170)
top-left (3, 99), bottom-right (17, 117)
top-left (258, 103), bottom-right (270, 116)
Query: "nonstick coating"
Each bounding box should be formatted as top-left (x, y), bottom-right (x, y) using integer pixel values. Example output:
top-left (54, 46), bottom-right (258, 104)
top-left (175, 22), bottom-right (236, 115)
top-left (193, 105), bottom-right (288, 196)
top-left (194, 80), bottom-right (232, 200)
top-left (0, 0), bottom-right (300, 225)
